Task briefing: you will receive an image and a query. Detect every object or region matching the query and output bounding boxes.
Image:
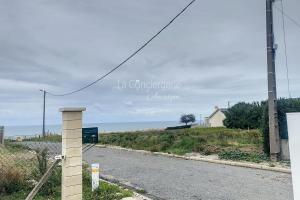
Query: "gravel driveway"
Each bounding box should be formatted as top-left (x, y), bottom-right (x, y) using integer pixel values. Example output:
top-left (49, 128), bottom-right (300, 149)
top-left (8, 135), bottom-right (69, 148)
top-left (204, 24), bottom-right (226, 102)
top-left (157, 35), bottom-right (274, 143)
top-left (84, 147), bottom-right (293, 200)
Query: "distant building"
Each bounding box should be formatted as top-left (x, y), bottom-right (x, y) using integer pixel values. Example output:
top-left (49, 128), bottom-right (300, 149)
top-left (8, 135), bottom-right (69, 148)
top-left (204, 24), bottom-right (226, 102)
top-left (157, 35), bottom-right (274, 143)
top-left (206, 106), bottom-right (227, 127)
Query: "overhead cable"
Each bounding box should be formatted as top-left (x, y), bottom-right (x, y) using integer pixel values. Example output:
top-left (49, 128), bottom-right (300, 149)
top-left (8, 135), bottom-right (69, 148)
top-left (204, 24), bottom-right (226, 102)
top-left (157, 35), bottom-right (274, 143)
top-left (46, 0), bottom-right (197, 96)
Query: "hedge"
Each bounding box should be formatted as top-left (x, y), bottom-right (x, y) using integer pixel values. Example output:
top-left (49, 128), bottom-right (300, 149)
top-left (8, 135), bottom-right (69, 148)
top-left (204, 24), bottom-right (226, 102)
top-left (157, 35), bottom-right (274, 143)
top-left (225, 98), bottom-right (300, 155)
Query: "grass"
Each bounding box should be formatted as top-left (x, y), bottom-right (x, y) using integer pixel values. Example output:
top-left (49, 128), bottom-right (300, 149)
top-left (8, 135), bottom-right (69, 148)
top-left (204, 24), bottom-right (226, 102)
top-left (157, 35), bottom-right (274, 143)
top-left (22, 134), bottom-right (62, 143)
top-left (0, 143), bottom-right (35, 196)
top-left (1, 143), bottom-right (133, 199)
top-left (84, 181), bottom-right (133, 200)
top-left (1, 164), bottom-right (133, 200)
top-left (0, 142), bottom-right (37, 182)
top-left (1, 142), bottom-right (31, 152)
top-left (82, 164), bottom-right (133, 200)
top-left (99, 127), bottom-right (268, 162)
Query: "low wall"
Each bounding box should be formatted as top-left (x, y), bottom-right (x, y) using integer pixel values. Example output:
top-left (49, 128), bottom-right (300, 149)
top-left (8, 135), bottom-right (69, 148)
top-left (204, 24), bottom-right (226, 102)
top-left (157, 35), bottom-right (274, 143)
top-left (281, 139), bottom-right (290, 160)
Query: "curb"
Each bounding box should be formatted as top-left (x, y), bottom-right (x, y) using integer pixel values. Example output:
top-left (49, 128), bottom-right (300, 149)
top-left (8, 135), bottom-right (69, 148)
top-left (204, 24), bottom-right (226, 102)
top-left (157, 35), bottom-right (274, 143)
top-left (99, 176), bottom-right (151, 200)
top-left (100, 174), bottom-right (165, 200)
top-left (96, 144), bottom-right (291, 174)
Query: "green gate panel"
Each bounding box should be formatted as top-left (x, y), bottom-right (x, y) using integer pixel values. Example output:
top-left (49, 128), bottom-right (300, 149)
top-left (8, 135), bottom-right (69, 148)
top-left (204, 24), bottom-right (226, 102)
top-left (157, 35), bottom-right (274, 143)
top-left (82, 127), bottom-right (98, 144)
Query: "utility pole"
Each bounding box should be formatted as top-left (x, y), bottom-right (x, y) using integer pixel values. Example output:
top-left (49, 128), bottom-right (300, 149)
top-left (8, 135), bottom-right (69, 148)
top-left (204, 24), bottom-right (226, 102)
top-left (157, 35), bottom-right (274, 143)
top-left (40, 90), bottom-right (46, 137)
top-left (266, 0), bottom-right (281, 161)
top-left (199, 114), bottom-right (202, 126)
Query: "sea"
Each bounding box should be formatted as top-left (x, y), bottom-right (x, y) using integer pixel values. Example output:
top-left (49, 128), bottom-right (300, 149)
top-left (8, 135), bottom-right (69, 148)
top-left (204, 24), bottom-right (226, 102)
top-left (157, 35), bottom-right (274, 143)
top-left (4, 121), bottom-right (180, 137)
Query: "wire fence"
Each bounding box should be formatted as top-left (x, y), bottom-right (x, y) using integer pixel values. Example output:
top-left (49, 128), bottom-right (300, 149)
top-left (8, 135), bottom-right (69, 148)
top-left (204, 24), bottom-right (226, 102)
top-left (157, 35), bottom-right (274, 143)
top-left (0, 133), bottom-right (62, 198)
top-left (0, 131), bottom-right (98, 198)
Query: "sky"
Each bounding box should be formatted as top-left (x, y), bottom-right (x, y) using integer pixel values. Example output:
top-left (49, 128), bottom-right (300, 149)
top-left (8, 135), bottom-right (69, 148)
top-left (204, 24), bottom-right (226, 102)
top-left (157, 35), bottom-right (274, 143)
top-left (0, 0), bottom-right (299, 126)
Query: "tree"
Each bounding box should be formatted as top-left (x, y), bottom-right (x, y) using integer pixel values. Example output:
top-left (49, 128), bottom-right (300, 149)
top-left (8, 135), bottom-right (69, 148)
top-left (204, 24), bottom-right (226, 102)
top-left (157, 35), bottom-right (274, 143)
top-left (223, 102), bottom-right (262, 129)
top-left (223, 99), bottom-right (300, 155)
top-left (261, 98), bottom-right (300, 155)
top-left (180, 114), bottom-right (196, 125)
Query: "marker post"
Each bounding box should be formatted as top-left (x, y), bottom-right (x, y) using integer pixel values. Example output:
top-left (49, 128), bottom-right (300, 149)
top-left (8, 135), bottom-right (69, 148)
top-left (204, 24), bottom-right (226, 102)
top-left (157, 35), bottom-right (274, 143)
top-left (91, 163), bottom-right (100, 191)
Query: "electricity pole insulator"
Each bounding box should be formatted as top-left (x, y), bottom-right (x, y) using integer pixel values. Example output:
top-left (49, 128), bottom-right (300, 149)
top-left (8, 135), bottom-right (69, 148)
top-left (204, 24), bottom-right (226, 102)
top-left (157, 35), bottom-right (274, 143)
top-left (266, 0), bottom-right (281, 161)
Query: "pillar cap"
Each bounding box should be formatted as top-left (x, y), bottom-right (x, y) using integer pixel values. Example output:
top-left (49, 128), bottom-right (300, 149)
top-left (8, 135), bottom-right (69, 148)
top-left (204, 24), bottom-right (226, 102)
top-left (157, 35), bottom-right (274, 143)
top-left (59, 107), bottom-right (86, 112)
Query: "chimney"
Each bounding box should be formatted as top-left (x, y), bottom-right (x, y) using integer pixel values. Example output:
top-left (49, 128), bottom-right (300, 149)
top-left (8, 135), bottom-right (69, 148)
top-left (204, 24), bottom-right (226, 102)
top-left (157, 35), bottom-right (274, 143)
top-left (214, 106), bottom-right (219, 110)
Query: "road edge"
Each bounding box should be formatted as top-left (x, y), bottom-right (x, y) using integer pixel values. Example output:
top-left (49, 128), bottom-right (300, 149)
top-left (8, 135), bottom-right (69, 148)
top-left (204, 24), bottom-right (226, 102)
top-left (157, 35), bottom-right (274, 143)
top-left (96, 144), bottom-right (291, 174)
top-left (100, 174), bottom-right (165, 200)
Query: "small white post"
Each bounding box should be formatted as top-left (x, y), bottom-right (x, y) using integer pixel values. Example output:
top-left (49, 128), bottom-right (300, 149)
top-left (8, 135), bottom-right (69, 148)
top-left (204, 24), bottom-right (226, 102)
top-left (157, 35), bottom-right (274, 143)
top-left (287, 113), bottom-right (300, 200)
top-left (60, 107), bottom-right (86, 200)
top-left (91, 163), bottom-right (100, 191)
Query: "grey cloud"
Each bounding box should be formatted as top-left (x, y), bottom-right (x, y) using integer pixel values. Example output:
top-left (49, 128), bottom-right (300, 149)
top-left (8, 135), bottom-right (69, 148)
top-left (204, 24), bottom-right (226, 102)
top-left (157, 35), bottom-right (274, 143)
top-left (0, 0), bottom-right (299, 125)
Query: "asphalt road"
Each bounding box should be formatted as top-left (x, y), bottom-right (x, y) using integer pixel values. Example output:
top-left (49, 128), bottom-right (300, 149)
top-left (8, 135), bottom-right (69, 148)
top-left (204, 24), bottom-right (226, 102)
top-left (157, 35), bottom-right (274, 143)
top-left (19, 142), bottom-right (293, 200)
top-left (83, 147), bottom-right (293, 200)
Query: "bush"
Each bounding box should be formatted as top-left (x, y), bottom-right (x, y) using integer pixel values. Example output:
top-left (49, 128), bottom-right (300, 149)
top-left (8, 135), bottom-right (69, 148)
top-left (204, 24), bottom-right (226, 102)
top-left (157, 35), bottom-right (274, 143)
top-left (0, 167), bottom-right (28, 195)
top-left (5, 142), bottom-right (30, 152)
top-left (0, 144), bottom-right (33, 196)
top-left (218, 150), bottom-right (268, 163)
top-left (38, 166), bottom-right (61, 197)
top-left (1, 163), bottom-right (133, 199)
top-left (36, 148), bottom-right (49, 175)
top-left (261, 98), bottom-right (300, 155)
top-left (224, 102), bottom-right (263, 129)
top-left (223, 98), bottom-right (300, 155)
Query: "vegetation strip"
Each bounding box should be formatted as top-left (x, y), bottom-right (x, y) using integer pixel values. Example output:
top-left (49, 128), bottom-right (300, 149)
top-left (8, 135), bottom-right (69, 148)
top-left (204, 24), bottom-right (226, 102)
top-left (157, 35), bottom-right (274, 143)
top-left (99, 127), bottom-right (268, 162)
top-left (99, 175), bottom-right (163, 200)
top-left (0, 143), bottom-right (134, 200)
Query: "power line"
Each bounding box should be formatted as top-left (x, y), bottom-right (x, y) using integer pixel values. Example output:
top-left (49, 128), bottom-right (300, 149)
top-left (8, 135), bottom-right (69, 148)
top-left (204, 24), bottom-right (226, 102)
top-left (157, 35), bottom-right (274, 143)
top-left (274, 5), bottom-right (300, 29)
top-left (279, 0), bottom-right (292, 98)
top-left (46, 0), bottom-right (197, 97)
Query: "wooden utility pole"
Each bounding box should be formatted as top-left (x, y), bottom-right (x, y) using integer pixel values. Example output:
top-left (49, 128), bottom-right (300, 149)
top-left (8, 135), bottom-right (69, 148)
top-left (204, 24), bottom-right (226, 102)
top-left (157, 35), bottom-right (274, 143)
top-left (0, 126), bottom-right (4, 145)
top-left (266, 0), bottom-right (281, 161)
top-left (40, 90), bottom-right (46, 137)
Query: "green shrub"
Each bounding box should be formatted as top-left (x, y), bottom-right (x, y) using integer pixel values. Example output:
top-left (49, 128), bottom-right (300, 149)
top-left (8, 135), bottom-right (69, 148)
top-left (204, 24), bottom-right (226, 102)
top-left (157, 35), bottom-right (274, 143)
top-left (261, 98), bottom-right (300, 155)
top-left (35, 148), bottom-right (49, 175)
top-left (5, 142), bottom-right (30, 152)
top-left (218, 150), bottom-right (268, 163)
top-left (224, 102), bottom-right (263, 129)
top-left (38, 166), bottom-right (61, 197)
top-left (223, 98), bottom-right (300, 155)
top-left (174, 136), bottom-right (196, 152)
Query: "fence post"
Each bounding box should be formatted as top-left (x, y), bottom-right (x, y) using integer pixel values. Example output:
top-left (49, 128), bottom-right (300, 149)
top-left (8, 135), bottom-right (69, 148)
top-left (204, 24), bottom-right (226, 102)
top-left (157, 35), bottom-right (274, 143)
top-left (60, 107), bottom-right (86, 200)
top-left (0, 126), bottom-right (4, 145)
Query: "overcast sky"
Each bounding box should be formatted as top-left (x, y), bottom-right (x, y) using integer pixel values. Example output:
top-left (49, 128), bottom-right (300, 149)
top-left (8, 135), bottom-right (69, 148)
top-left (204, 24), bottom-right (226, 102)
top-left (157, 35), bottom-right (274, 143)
top-left (0, 0), bottom-right (299, 126)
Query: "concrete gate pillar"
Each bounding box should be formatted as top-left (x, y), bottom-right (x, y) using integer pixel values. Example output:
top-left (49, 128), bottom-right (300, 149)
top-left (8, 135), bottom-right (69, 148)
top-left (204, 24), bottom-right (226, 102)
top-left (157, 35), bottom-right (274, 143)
top-left (60, 107), bottom-right (86, 200)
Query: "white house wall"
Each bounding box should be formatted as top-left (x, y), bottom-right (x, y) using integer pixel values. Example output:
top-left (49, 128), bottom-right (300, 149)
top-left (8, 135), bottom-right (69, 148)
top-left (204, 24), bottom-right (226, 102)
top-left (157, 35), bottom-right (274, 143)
top-left (209, 111), bottom-right (226, 127)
